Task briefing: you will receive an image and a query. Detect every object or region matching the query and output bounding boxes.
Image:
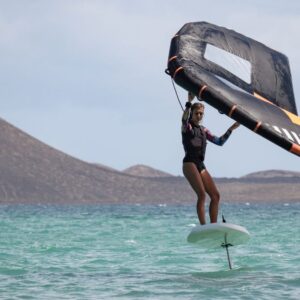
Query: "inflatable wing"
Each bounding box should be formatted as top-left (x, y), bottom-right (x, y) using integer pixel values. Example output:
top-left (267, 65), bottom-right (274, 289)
top-left (166, 22), bottom-right (300, 156)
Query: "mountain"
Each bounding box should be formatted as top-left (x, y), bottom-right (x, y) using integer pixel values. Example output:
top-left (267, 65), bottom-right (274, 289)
top-left (123, 164), bottom-right (173, 178)
top-left (242, 170), bottom-right (300, 179)
top-left (0, 117), bottom-right (191, 204)
top-left (0, 117), bottom-right (299, 204)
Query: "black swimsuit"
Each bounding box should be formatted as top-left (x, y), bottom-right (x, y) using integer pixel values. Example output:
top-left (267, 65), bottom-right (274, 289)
top-left (181, 106), bottom-right (232, 173)
top-left (182, 123), bottom-right (207, 172)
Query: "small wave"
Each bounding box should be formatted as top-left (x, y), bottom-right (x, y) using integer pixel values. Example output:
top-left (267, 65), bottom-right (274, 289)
top-left (125, 239), bottom-right (137, 245)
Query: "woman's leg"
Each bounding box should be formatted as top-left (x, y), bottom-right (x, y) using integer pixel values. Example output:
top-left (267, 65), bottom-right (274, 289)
top-left (183, 162), bottom-right (206, 224)
top-left (200, 169), bottom-right (220, 223)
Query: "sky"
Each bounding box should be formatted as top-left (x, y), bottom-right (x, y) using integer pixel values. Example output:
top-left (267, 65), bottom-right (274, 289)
top-left (0, 0), bottom-right (300, 177)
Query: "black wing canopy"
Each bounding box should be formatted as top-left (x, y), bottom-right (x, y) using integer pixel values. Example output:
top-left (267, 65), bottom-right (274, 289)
top-left (166, 22), bottom-right (300, 156)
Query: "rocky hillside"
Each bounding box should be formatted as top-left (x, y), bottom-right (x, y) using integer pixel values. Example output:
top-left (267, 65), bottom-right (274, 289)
top-left (0, 117), bottom-right (299, 204)
top-left (0, 117), bottom-right (190, 204)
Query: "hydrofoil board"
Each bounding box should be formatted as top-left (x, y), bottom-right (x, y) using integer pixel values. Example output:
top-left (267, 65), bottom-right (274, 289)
top-left (187, 223), bottom-right (250, 249)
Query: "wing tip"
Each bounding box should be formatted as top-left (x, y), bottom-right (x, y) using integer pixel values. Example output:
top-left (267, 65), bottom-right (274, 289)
top-left (290, 143), bottom-right (300, 156)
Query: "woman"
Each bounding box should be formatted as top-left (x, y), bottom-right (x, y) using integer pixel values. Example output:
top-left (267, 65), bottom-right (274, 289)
top-left (182, 92), bottom-right (239, 225)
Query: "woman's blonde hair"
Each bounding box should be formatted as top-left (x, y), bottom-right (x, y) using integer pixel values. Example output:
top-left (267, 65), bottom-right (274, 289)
top-left (191, 102), bottom-right (205, 112)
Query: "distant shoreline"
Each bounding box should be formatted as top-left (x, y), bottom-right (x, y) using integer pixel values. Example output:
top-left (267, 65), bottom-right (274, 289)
top-left (0, 118), bottom-right (299, 204)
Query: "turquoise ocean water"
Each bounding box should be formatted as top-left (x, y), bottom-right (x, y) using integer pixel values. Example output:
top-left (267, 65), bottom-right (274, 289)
top-left (0, 203), bottom-right (299, 299)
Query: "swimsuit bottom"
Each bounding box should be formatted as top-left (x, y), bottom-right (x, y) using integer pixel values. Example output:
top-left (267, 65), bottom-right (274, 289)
top-left (183, 156), bottom-right (206, 172)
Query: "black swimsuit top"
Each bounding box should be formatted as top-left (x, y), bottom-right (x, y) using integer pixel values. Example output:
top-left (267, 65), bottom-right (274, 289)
top-left (182, 123), bottom-right (207, 161)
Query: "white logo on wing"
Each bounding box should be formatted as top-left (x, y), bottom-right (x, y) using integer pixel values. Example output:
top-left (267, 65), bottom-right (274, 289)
top-left (271, 125), bottom-right (300, 145)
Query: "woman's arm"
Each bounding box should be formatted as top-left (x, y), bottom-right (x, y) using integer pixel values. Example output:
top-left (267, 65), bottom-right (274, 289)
top-left (205, 122), bottom-right (239, 146)
top-left (181, 92), bottom-right (194, 133)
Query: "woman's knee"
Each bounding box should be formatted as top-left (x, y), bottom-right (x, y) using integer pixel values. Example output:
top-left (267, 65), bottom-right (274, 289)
top-left (197, 191), bottom-right (206, 202)
top-left (211, 190), bottom-right (220, 203)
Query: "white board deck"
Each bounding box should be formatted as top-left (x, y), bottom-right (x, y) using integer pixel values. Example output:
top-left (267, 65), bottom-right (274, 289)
top-left (187, 223), bottom-right (250, 248)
